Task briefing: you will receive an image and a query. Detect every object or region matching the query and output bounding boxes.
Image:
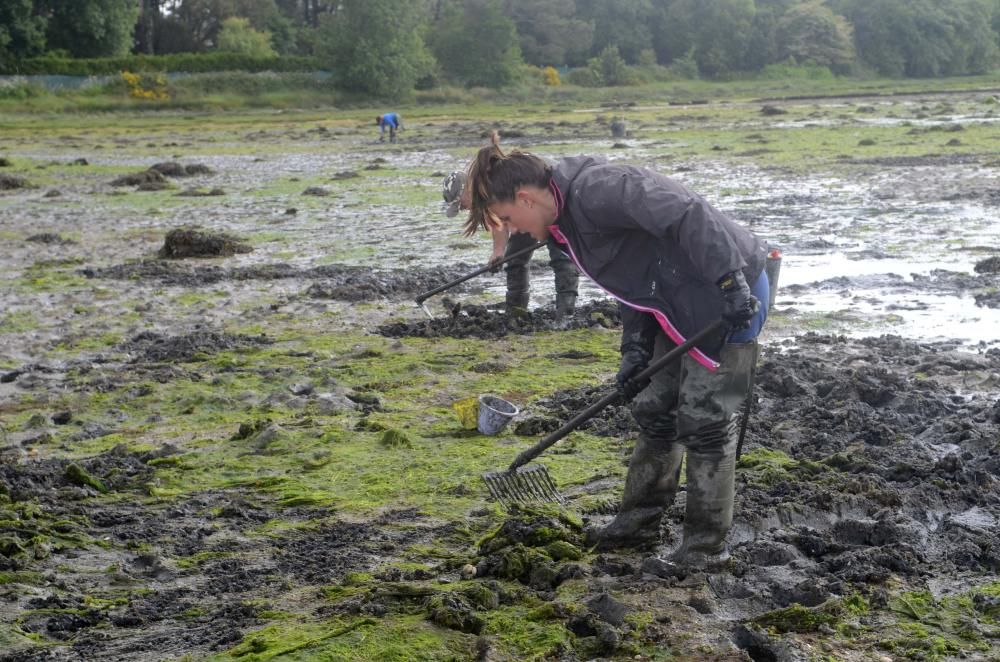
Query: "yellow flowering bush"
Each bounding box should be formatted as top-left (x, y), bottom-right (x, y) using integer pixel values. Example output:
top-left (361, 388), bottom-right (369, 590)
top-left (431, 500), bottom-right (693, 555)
top-left (542, 66), bottom-right (561, 87)
top-left (121, 71), bottom-right (169, 100)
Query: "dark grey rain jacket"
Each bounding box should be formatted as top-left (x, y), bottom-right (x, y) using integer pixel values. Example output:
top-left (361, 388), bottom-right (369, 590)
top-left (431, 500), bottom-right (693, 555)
top-left (548, 156), bottom-right (767, 368)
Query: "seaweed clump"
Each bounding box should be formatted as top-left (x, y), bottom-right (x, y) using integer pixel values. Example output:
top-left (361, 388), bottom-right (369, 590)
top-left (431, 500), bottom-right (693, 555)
top-left (474, 505), bottom-right (585, 590)
top-left (158, 226), bottom-right (253, 259)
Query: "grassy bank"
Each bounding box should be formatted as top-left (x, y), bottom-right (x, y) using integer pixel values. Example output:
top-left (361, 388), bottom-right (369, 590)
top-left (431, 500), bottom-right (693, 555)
top-left (1, 69), bottom-right (998, 115)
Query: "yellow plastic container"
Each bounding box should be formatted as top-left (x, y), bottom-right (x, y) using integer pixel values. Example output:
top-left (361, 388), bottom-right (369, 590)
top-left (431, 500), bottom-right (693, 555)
top-left (452, 396), bottom-right (480, 430)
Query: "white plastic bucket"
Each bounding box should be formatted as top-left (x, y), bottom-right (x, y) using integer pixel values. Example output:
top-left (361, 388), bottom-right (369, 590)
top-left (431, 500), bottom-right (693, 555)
top-left (477, 394), bottom-right (519, 435)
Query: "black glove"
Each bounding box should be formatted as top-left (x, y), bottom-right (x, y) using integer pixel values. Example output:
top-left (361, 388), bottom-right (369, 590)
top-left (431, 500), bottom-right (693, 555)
top-left (718, 270), bottom-right (759, 330)
top-left (616, 346), bottom-right (651, 402)
top-left (615, 347), bottom-right (649, 402)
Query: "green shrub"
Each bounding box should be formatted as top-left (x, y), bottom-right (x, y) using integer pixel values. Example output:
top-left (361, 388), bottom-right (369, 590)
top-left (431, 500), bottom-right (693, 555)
top-left (667, 50), bottom-right (700, 80)
top-left (565, 67), bottom-right (599, 87)
top-left (588, 45), bottom-right (633, 86)
top-left (217, 17), bottom-right (277, 58)
top-left (0, 77), bottom-right (45, 100)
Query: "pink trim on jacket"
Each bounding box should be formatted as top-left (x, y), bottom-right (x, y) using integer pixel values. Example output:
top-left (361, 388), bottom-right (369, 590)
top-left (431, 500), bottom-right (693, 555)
top-left (549, 224), bottom-right (720, 372)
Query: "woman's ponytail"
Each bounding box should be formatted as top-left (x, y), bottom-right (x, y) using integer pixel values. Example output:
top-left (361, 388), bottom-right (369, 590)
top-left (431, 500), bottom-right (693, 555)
top-left (463, 144), bottom-right (551, 237)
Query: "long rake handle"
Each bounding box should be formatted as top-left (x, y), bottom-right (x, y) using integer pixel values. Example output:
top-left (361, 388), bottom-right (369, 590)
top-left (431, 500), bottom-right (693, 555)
top-left (414, 240), bottom-right (547, 305)
top-left (507, 319), bottom-right (725, 472)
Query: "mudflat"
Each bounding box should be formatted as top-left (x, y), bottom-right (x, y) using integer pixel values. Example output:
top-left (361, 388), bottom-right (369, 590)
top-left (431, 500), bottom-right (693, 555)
top-left (1, 92), bottom-right (999, 660)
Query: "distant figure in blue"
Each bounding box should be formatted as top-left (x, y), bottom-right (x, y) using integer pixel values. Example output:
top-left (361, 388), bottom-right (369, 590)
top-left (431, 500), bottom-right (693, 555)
top-left (376, 113), bottom-right (402, 143)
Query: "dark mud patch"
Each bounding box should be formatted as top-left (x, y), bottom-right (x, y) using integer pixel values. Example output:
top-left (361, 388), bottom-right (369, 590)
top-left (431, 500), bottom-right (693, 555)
top-left (25, 233), bottom-right (75, 245)
top-left (377, 299), bottom-right (622, 339)
top-left (976, 290), bottom-right (1000, 308)
top-left (176, 187), bottom-right (225, 197)
top-left (974, 255), bottom-right (1000, 274)
top-left (150, 162), bottom-right (213, 177)
top-left (527, 334), bottom-right (1000, 577)
top-left (515, 383), bottom-right (634, 438)
top-left (276, 510), bottom-right (425, 584)
top-left (158, 226), bottom-right (253, 259)
top-left (539, 333), bottom-right (1000, 656)
top-left (1, 440), bottom-right (442, 662)
top-left (0, 443), bottom-right (166, 504)
top-left (82, 260), bottom-right (484, 301)
top-left (109, 169), bottom-right (166, 187)
top-left (0, 173), bottom-right (31, 190)
top-left (119, 329), bottom-right (271, 363)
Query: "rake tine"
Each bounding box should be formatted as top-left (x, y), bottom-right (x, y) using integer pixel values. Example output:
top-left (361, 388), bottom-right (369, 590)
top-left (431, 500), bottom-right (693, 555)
top-left (530, 466), bottom-right (564, 503)
top-left (527, 466), bottom-right (563, 503)
top-left (508, 472), bottom-right (532, 503)
top-left (485, 473), bottom-right (514, 508)
top-left (523, 468), bottom-right (550, 500)
top-left (486, 472), bottom-right (520, 509)
top-left (480, 464), bottom-right (564, 509)
top-left (482, 473), bottom-right (503, 501)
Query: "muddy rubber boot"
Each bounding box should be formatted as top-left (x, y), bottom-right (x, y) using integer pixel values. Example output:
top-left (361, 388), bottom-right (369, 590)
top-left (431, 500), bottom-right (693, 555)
top-left (584, 435), bottom-right (683, 551)
top-left (643, 437), bottom-right (736, 577)
top-left (552, 256), bottom-right (579, 320)
top-left (554, 293), bottom-right (576, 324)
top-left (506, 263), bottom-right (530, 313)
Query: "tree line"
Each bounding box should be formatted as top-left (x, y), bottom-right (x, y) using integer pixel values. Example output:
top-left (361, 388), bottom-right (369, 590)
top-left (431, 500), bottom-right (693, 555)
top-left (2, 0), bottom-right (998, 97)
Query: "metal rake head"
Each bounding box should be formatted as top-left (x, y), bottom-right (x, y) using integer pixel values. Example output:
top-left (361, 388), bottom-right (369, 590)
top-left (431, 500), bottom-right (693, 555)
top-left (481, 464), bottom-right (564, 509)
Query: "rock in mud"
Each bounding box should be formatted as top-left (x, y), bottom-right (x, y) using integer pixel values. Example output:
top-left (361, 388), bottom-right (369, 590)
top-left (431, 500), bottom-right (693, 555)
top-left (587, 593), bottom-right (628, 626)
top-left (158, 226), bottom-right (253, 259)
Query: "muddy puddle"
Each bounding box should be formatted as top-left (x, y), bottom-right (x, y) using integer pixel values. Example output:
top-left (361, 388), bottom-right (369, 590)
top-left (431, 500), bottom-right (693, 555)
top-left (2, 92), bottom-right (1000, 660)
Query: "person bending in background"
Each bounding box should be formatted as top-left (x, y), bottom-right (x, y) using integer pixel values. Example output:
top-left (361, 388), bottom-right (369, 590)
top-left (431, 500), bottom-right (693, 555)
top-left (463, 142), bottom-right (768, 574)
top-left (376, 113), bottom-right (402, 143)
top-left (443, 167), bottom-right (579, 318)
